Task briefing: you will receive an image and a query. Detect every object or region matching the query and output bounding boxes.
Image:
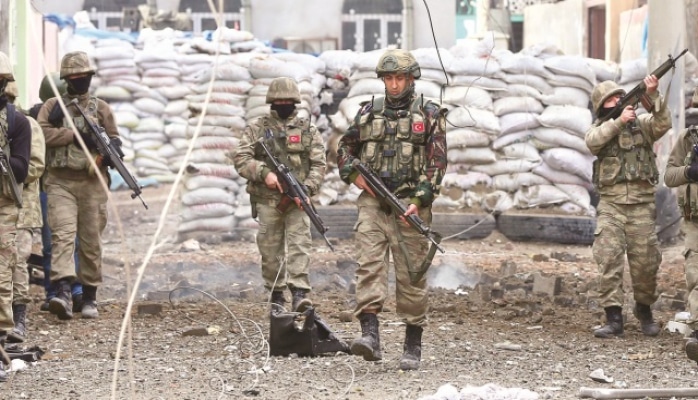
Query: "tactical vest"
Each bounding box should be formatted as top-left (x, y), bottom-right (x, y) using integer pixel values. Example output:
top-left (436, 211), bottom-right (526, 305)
top-left (592, 122), bottom-right (659, 188)
top-left (357, 96), bottom-right (428, 192)
top-left (248, 115), bottom-right (313, 199)
top-left (680, 126), bottom-right (698, 219)
top-left (0, 105), bottom-right (21, 203)
top-left (45, 96), bottom-right (99, 171)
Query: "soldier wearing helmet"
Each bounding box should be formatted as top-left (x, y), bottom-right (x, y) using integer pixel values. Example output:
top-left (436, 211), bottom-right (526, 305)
top-left (36, 51), bottom-right (120, 321)
top-left (336, 48), bottom-right (447, 371)
top-left (586, 74), bottom-right (671, 340)
top-left (665, 87), bottom-right (698, 364)
top-left (231, 77), bottom-right (326, 313)
top-left (0, 51), bottom-right (32, 382)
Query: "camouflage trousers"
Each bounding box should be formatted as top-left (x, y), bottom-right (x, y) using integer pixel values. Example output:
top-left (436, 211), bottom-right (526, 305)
top-left (45, 172), bottom-right (108, 287)
top-left (593, 200), bottom-right (661, 308)
top-left (255, 201), bottom-right (312, 292)
top-left (11, 227), bottom-right (34, 304)
top-left (0, 199), bottom-right (18, 331)
top-left (682, 221), bottom-right (698, 330)
top-left (353, 191), bottom-right (430, 327)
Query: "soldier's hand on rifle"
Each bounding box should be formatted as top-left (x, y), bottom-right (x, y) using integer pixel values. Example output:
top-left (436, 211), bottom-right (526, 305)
top-left (354, 174), bottom-right (376, 197)
top-left (399, 203), bottom-right (419, 225)
top-left (264, 171), bottom-right (283, 193)
top-left (644, 75), bottom-right (658, 95)
top-left (620, 106), bottom-right (636, 124)
top-left (73, 131), bottom-right (98, 151)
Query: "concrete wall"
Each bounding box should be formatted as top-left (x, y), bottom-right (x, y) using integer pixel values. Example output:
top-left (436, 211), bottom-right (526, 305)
top-left (410, 0), bottom-right (456, 50)
top-left (248, 0), bottom-right (343, 44)
top-left (523, 0), bottom-right (585, 55)
top-left (616, 4), bottom-right (646, 62)
top-left (32, 0), bottom-right (84, 14)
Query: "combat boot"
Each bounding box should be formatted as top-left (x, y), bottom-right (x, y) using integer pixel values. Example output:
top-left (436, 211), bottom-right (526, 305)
top-left (593, 306), bottom-right (623, 338)
top-left (399, 325), bottom-right (423, 371)
top-left (350, 312), bottom-right (382, 361)
top-left (81, 285), bottom-right (98, 319)
top-left (633, 303), bottom-right (660, 337)
top-left (0, 363), bottom-right (6, 382)
top-left (290, 288), bottom-right (312, 313)
top-left (686, 331), bottom-right (698, 363)
top-left (48, 279), bottom-right (73, 320)
top-left (7, 303), bottom-right (27, 343)
top-left (270, 291), bottom-right (286, 311)
top-left (72, 293), bottom-right (84, 314)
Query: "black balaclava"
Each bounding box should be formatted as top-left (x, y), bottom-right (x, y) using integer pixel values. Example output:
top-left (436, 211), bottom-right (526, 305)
top-left (598, 106), bottom-right (622, 122)
top-left (66, 75), bottom-right (92, 95)
top-left (384, 81), bottom-right (415, 109)
top-left (271, 103), bottom-right (296, 120)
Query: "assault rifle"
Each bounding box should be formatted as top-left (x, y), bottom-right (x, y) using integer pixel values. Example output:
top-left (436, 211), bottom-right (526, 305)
top-left (0, 147), bottom-right (22, 208)
top-left (598, 48), bottom-right (688, 124)
top-left (258, 132), bottom-right (334, 251)
top-left (68, 99), bottom-right (148, 209)
top-left (351, 159), bottom-right (444, 283)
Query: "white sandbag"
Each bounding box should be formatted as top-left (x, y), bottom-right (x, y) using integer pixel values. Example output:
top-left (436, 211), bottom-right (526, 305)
top-left (190, 37), bottom-right (231, 55)
top-left (492, 172), bottom-right (551, 192)
top-left (135, 117), bottom-right (165, 132)
top-left (586, 58), bottom-right (620, 82)
top-left (339, 95), bottom-right (373, 120)
top-left (503, 74), bottom-right (552, 94)
top-left (441, 172), bottom-right (492, 190)
top-left (138, 60), bottom-right (180, 70)
top-left (411, 47), bottom-right (455, 70)
top-left (532, 127), bottom-right (591, 155)
top-left (498, 142), bottom-right (541, 162)
top-left (190, 63), bottom-right (252, 83)
top-left (555, 183), bottom-right (591, 210)
top-left (185, 175), bottom-right (239, 191)
top-left (132, 98), bottom-right (166, 116)
top-left (173, 149), bottom-right (229, 165)
top-left (491, 130), bottom-right (533, 150)
top-left (186, 163), bottom-right (240, 180)
top-left (619, 58), bottom-right (647, 85)
top-left (541, 148), bottom-right (593, 182)
top-left (141, 76), bottom-right (181, 88)
top-left (319, 49), bottom-right (356, 78)
top-left (447, 56), bottom-right (501, 76)
top-left (498, 53), bottom-right (552, 78)
top-left (493, 84), bottom-right (541, 100)
top-left (540, 87), bottom-right (590, 108)
top-left (211, 27), bottom-right (255, 43)
top-left (189, 102), bottom-right (246, 117)
top-left (98, 58), bottom-right (136, 69)
top-left (419, 68), bottom-right (450, 85)
top-left (164, 100), bottom-right (189, 116)
top-left (129, 132), bottom-right (167, 143)
top-left (471, 159), bottom-right (539, 175)
top-left (493, 97), bottom-right (543, 116)
top-left (499, 112), bottom-right (541, 135)
top-left (481, 190), bottom-right (514, 213)
top-left (191, 81), bottom-right (253, 95)
top-left (186, 125), bottom-right (240, 138)
top-left (514, 184), bottom-right (570, 208)
top-left (547, 74), bottom-right (594, 92)
top-left (156, 144), bottom-right (180, 158)
top-left (178, 215), bottom-right (235, 233)
top-left (180, 203), bottom-right (235, 222)
top-left (446, 107), bottom-right (500, 135)
top-left (133, 157), bottom-right (170, 172)
top-left (537, 105), bottom-right (592, 137)
top-left (274, 52), bottom-right (326, 74)
top-left (94, 86), bottom-right (132, 101)
top-left (348, 79), bottom-right (384, 97)
top-left (142, 67), bottom-right (180, 78)
top-left (415, 80), bottom-right (444, 99)
top-left (187, 92), bottom-right (247, 106)
top-left (132, 139), bottom-right (166, 151)
top-left (248, 57), bottom-right (312, 82)
top-left (443, 86), bottom-right (493, 110)
top-left (157, 86), bottom-right (193, 99)
top-left (98, 67), bottom-right (139, 79)
top-left (245, 95), bottom-right (267, 110)
top-left (92, 45), bottom-right (135, 60)
top-left (354, 49), bottom-right (385, 71)
top-left (450, 75), bottom-right (508, 91)
top-left (188, 116), bottom-right (246, 130)
top-left (113, 111), bottom-right (140, 129)
top-left (447, 129), bottom-right (491, 148)
top-left (181, 187), bottom-right (236, 206)
top-left (544, 55), bottom-right (596, 84)
top-left (192, 136), bottom-right (239, 150)
top-left (448, 147), bottom-right (497, 165)
top-left (532, 161), bottom-right (589, 186)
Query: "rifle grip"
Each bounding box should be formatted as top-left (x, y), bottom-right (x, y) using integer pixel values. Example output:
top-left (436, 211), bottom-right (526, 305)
top-left (276, 196), bottom-right (292, 213)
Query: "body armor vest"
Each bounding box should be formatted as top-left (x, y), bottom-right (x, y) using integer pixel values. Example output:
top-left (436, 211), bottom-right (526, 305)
top-left (593, 122), bottom-right (659, 188)
top-left (46, 96), bottom-right (99, 171)
top-left (0, 106), bottom-right (21, 203)
top-left (680, 126), bottom-right (698, 220)
top-left (358, 96), bottom-right (428, 193)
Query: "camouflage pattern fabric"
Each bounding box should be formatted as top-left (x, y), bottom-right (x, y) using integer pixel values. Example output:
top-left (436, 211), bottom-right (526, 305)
top-left (11, 228), bottom-right (32, 304)
top-left (683, 222), bottom-right (698, 330)
top-left (353, 192), bottom-right (430, 326)
top-left (0, 200), bottom-right (18, 330)
top-left (593, 201), bottom-right (660, 308)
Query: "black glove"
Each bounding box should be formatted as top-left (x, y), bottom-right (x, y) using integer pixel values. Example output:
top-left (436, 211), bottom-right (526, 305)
top-left (73, 131), bottom-right (98, 151)
top-left (47, 103), bottom-right (64, 127)
top-left (688, 164), bottom-right (698, 182)
top-left (109, 136), bottom-right (125, 158)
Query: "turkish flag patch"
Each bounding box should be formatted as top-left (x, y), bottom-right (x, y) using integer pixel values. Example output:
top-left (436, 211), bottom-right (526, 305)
top-left (412, 121), bottom-right (425, 133)
top-left (289, 135), bottom-right (301, 143)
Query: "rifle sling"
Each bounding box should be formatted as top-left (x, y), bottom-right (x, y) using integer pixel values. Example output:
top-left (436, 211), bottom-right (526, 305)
top-left (390, 212), bottom-right (438, 285)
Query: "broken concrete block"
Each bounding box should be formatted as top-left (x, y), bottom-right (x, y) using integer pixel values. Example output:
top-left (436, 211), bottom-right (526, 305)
top-left (532, 273), bottom-right (562, 296)
top-left (137, 303), bottom-right (163, 315)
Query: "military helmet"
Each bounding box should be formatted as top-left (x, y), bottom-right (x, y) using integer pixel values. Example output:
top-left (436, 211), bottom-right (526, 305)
top-left (4, 81), bottom-right (18, 100)
top-left (59, 51), bottom-right (95, 79)
top-left (0, 51), bottom-right (15, 81)
top-left (591, 80), bottom-right (626, 114)
top-left (266, 77), bottom-right (301, 104)
top-left (375, 49), bottom-right (421, 79)
top-left (40, 72), bottom-right (67, 102)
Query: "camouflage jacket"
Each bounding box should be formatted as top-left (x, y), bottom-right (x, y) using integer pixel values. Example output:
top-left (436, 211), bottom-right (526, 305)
top-left (336, 95), bottom-right (447, 207)
top-left (231, 111), bottom-right (326, 202)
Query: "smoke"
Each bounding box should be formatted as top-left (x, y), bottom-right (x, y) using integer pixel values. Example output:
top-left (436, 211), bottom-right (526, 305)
top-left (429, 256), bottom-right (482, 290)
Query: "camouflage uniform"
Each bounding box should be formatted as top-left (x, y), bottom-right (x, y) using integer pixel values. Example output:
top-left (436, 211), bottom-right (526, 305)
top-left (336, 49), bottom-right (447, 370)
top-left (231, 77), bottom-right (326, 309)
top-left (0, 52), bottom-right (32, 340)
top-left (665, 89), bottom-right (698, 360)
top-left (36, 51), bottom-right (119, 320)
top-left (586, 79), bottom-right (671, 338)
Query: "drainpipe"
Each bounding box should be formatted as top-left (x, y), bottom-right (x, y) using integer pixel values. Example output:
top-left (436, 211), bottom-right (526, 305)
top-left (403, 0), bottom-right (413, 50)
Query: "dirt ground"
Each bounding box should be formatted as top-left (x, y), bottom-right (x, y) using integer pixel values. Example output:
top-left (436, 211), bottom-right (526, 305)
top-left (2, 183), bottom-right (698, 400)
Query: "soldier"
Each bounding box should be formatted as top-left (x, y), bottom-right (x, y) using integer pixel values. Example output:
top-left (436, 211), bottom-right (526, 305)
top-left (231, 77), bottom-right (326, 313)
top-left (37, 51), bottom-right (120, 320)
top-left (3, 81), bottom-right (45, 343)
top-left (586, 76), bottom-right (671, 338)
top-left (0, 51), bottom-right (31, 381)
top-left (665, 88), bottom-right (698, 362)
top-left (33, 73), bottom-right (84, 313)
top-left (336, 49), bottom-right (447, 370)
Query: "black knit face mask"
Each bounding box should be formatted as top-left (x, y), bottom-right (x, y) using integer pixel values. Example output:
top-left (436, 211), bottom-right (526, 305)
top-left (271, 103), bottom-right (296, 120)
top-left (66, 75), bottom-right (92, 95)
top-left (598, 106), bottom-right (622, 122)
